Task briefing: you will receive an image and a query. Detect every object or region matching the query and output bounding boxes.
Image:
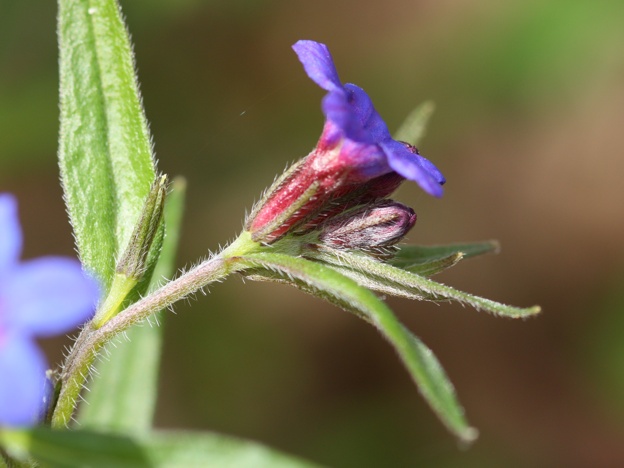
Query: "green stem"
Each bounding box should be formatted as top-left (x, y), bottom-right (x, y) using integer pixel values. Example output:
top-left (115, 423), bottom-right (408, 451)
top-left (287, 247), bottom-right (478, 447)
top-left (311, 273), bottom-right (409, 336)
top-left (51, 254), bottom-right (235, 428)
top-left (91, 273), bottom-right (138, 328)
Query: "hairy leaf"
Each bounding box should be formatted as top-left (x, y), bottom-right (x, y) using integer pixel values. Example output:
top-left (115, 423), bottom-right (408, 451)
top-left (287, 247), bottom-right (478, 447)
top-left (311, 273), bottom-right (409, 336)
top-left (240, 252), bottom-right (478, 443)
top-left (315, 249), bottom-right (540, 318)
top-left (391, 241), bottom-right (499, 270)
top-left (0, 427), bottom-right (318, 468)
top-left (58, 0), bottom-right (156, 290)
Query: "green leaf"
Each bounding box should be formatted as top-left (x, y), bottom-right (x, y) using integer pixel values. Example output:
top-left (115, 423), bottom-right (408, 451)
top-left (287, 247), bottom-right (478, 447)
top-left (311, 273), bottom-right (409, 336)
top-left (394, 100), bottom-right (436, 146)
top-left (0, 427), bottom-right (318, 468)
top-left (78, 178), bottom-right (187, 433)
top-left (392, 241), bottom-right (499, 267)
top-left (401, 252), bottom-right (464, 277)
top-left (239, 252), bottom-right (478, 444)
top-left (315, 250), bottom-right (540, 318)
top-left (58, 0), bottom-right (156, 290)
top-left (390, 241), bottom-right (500, 275)
top-left (303, 260), bottom-right (431, 301)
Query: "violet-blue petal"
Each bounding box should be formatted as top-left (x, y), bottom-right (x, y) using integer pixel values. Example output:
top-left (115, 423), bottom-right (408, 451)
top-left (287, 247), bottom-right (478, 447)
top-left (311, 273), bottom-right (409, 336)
top-left (321, 85), bottom-right (389, 146)
top-left (0, 194), bottom-right (22, 273)
top-left (381, 139), bottom-right (445, 197)
top-left (2, 257), bottom-right (99, 337)
top-left (416, 155), bottom-right (446, 186)
top-left (339, 139), bottom-right (391, 179)
top-left (343, 84), bottom-right (391, 143)
top-left (322, 85), bottom-right (371, 144)
top-left (0, 334), bottom-right (47, 426)
top-left (293, 40), bottom-right (343, 92)
top-left (321, 91), bottom-right (355, 145)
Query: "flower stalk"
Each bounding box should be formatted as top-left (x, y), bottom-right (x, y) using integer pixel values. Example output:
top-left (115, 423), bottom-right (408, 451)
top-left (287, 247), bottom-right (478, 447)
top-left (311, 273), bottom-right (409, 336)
top-left (51, 233), bottom-right (258, 428)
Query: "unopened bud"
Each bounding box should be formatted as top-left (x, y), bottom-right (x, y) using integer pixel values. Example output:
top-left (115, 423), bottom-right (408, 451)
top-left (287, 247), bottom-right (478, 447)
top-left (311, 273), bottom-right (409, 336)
top-left (117, 174), bottom-right (167, 279)
top-left (319, 200), bottom-right (416, 252)
top-left (92, 175), bottom-right (167, 328)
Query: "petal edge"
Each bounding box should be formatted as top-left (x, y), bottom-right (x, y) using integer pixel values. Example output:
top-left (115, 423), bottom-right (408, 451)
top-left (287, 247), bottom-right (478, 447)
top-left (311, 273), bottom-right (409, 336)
top-left (293, 40), bottom-right (343, 92)
top-left (4, 257), bottom-right (99, 336)
top-left (0, 335), bottom-right (47, 426)
top-left (0, 194), bottom-right (22, 273)
top-left (382, 140), bottom-right (444, 197)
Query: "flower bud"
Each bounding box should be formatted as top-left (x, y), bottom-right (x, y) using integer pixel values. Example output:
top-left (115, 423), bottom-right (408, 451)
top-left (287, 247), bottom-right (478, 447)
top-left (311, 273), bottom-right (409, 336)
top-left (318, 200), bottom-right (416, 252)
top-left (92, 175), bottom-right (167, 328)
top-left (245, 153), bottom-right (406, 244)
top-left (116, 174), bottom-right (167, 280)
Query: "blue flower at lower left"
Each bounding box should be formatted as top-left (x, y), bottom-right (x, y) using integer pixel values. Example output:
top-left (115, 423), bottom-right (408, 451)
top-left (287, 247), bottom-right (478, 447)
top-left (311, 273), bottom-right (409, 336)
top-left (0, 194), bottom-right (100, 427)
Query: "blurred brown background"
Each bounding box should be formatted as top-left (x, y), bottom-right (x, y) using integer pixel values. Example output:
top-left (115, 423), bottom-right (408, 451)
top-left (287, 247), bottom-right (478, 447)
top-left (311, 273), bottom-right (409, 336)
top-left (2, 0), bottom-right (624, 466)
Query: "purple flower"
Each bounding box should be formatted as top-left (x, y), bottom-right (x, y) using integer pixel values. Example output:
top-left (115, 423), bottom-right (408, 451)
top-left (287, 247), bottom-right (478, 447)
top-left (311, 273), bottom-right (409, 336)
top-left (247, 40), bottom-right (446, 243)
top-left (292, 40), bottom-right (445, 197)
top-left (0, 194), bottom-right (99, 427)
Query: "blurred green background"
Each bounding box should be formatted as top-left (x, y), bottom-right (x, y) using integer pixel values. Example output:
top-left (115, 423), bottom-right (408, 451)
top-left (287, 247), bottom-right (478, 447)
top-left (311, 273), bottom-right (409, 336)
top-left (2, 0), bottom-right (624, 466)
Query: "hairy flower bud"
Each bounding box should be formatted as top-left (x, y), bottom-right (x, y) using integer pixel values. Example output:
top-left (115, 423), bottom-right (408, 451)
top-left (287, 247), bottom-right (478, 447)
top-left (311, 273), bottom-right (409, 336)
top-left (92, 175), bottom-right (167, 328)
top-left (318, 200), bottom-right (416, 252)
top-left (245, 154), bottom-right (406, 243)
top-left (116, 174), bottom-right (167, 280)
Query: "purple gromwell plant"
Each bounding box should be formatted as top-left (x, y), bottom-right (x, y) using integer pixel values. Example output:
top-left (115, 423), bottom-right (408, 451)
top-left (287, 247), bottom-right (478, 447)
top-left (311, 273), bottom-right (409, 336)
top-left (41, 35), bottom-right (538, 448)
top-left (0, 10), bottom-right (541, 463)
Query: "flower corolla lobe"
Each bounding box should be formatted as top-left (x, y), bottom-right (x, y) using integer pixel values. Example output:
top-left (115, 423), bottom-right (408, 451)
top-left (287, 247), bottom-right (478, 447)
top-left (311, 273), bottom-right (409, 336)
top-left (292, 40), bottom-right (445, 192)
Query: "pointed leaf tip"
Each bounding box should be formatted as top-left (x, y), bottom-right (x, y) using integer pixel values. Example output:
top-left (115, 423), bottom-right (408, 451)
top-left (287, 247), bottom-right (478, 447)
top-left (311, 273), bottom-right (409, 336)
top-left (238, 252), bottom-right (477, 442)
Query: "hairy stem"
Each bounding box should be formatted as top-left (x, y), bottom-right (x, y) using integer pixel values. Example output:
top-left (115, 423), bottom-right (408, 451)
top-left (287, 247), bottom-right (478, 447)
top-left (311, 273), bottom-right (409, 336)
top-left (51, 254), bottom-right (239, 428)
